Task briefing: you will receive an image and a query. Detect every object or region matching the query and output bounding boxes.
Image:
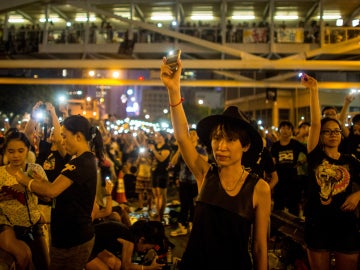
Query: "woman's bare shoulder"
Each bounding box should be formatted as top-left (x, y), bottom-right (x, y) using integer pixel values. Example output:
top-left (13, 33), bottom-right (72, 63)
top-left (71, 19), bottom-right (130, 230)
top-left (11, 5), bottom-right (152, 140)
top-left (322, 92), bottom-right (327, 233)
top-left (254, 178), bottom-right (271, 197)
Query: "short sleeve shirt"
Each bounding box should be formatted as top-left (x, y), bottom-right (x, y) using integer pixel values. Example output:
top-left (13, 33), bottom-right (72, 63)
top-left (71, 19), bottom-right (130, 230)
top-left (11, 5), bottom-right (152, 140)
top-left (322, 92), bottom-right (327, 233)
top-left (51, 151), bottom-right (97, 248)
top-left (305, 146), bottom-right (360, 219)
top-left (0, 163), bottom-right (48, 227)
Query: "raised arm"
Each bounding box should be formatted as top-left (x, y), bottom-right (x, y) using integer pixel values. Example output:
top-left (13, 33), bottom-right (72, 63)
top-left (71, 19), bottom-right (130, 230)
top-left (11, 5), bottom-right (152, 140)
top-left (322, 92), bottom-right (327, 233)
top-left (160, 58), bottom-right (209, 186)
top-left (301, 74), bottom-right (320, 153)
top-left (92, 180), bottom-right (114, 220)
top-left (169, 146), bottom-right (180, 167)
top-left (338, 93), bottom-right (355, 138)
top-left (46, 102), bottom-right (66, 157)
top-left (23, 101), bottom-right (42, 144)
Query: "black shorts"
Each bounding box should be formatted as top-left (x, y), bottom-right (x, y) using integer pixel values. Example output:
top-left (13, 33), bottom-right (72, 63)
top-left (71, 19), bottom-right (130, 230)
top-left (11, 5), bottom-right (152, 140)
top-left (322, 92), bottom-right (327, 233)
top-left (152, 172), bottom-right (168, 189)
top-left (305, 216), bottom-right (360, 253)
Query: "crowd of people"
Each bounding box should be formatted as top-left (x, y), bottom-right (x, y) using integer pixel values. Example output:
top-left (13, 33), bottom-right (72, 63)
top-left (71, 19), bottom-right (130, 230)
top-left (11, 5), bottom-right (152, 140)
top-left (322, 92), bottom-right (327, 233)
top-left (0, 56), bottom-right (360, 270)
top-left (160, 56), bottom-right (360, 270)
top-left (1, 16), bottom-right (360, 56)
top-left (0, 101), bottom-right (172, 269)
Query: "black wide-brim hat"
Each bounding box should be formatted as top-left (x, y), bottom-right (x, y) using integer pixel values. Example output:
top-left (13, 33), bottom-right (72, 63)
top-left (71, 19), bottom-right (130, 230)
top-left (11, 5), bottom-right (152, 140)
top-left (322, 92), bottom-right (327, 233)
top-left (196, 106), bottom-right (263, 165)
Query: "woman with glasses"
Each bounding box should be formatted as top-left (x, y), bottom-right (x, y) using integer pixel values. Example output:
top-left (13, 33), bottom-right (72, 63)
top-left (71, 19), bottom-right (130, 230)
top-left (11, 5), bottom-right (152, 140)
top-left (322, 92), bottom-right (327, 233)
top-left (302, 74), bottom-right (360, 270)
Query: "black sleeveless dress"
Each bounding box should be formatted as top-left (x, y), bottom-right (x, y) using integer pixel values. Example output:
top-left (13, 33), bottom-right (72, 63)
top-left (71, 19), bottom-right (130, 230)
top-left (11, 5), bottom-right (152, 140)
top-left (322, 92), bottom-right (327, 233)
top-left (179, 164), bottom-right (260, 270)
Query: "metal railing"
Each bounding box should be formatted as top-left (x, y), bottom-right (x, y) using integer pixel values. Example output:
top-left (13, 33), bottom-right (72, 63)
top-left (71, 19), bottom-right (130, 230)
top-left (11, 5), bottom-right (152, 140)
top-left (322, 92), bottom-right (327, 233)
top-left (1, 25), bottom-right (359, 55)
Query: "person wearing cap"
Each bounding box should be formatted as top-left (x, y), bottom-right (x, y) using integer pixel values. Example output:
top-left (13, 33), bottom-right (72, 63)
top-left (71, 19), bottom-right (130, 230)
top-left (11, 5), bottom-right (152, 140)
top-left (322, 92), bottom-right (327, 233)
top-left (160, 56), bottom-right (270, 269)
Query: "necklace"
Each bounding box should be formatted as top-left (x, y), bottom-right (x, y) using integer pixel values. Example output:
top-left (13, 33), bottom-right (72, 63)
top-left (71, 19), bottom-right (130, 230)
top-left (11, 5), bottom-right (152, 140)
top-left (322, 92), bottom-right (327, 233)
top-left (222, 166), bottom-right (245, 191)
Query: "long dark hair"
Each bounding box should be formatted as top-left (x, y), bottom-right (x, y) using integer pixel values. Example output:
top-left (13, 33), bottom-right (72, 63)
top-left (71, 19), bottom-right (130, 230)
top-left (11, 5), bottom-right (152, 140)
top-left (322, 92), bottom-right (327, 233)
top-left (62, 115), bottom-right (104, 161)
top-left (4, 130), bottom-right (31, 150)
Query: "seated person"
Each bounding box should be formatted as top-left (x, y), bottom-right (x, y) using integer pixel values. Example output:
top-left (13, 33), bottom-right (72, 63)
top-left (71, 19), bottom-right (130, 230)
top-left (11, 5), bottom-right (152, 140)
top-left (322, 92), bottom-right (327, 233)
top-left (86, 220), bottom-right (169, 270)
top-left (92, 178), bottom-right (131, 228)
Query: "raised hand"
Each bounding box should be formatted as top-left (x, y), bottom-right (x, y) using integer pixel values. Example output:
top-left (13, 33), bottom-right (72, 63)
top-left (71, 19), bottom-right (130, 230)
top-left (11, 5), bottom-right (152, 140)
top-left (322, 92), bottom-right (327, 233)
top-left (300, 73), bottom-right (318, 89)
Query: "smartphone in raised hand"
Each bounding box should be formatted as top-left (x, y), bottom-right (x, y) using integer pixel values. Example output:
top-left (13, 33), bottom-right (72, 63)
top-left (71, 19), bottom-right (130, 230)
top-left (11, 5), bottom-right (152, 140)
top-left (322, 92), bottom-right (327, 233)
top-left (166, 49), bottom-right (181, 72)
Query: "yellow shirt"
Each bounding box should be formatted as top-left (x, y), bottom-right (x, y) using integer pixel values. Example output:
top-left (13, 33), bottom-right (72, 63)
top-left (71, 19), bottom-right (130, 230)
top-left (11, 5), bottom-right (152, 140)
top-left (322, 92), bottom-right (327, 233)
top-left (0, 164), bottom-right (47, 227)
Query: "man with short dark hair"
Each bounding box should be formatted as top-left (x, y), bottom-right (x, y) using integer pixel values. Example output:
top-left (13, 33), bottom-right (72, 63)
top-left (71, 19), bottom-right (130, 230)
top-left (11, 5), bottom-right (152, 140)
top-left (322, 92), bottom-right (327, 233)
top-left (271, 120), bottom-right (307, 216)
top-left (321, 106), bottom-right (337, 119)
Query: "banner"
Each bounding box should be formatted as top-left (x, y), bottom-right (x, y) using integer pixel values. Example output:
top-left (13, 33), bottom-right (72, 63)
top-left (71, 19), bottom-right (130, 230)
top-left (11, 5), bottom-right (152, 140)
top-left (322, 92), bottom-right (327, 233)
top-left (277, 28), bottom-right (304, 43)
top-left (243, 28), bottom-right (268, 43)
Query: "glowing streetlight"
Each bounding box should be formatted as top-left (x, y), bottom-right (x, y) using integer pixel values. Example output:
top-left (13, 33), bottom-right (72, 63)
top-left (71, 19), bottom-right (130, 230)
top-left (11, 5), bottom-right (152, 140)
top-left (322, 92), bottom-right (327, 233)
top-left (127, 89), bottom-right (134, 96)
top-left (112, 71), bottom-right (120, 78)
top-left (198, 99), bottom-right (211, 115)
top-left (58, 95), bottom-right (66, 103)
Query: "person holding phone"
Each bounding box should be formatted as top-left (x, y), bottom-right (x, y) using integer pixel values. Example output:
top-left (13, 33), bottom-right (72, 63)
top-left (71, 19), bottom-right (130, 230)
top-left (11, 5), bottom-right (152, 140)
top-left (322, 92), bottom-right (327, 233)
top-left (166, 49), bottom-right (181, 72)
top-left (0, 131), bottom-right (50, 270)
top-left (302, 73), bottom-right (360, 270)
top-left (160, 53), bottom-right (270, 270)
top-left (14, 115), bottom-right (104, 270)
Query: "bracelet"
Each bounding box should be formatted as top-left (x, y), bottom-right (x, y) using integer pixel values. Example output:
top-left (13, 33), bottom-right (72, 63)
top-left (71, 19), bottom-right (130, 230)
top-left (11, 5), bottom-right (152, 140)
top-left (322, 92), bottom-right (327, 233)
top-left (169, 97), bottom-right (184, 107)
top-left (105, 194), bottom-right (112, 197)
top-left (28, 179), bottom-right (34, 192)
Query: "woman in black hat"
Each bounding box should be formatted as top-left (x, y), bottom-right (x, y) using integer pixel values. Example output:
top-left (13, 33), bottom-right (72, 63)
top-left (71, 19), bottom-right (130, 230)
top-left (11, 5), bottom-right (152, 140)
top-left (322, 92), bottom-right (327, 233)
top-left (160, 57), bottom-right (271, 269)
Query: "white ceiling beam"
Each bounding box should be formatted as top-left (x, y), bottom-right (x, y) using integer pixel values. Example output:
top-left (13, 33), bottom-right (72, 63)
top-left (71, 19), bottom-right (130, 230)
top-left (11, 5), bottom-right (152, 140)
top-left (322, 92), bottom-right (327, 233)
top-left (279, 36), bottom-right (360, 60)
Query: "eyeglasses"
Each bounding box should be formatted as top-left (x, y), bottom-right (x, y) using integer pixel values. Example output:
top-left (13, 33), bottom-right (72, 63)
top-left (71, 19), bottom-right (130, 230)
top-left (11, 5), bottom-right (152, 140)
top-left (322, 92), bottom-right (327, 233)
top-left (321, 129), bottom-right (342, 136)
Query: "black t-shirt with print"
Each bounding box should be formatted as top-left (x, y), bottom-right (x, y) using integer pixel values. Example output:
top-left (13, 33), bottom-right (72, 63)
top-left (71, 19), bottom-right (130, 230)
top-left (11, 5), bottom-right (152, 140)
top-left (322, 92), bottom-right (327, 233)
top-left (271, 138), bottom-right (307, 183)
top-left (305, 146), bottom-right (360, 220)
top-left (51, 151), bottom-right (97, 248)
